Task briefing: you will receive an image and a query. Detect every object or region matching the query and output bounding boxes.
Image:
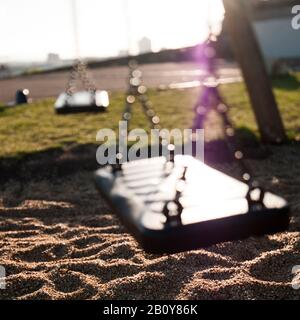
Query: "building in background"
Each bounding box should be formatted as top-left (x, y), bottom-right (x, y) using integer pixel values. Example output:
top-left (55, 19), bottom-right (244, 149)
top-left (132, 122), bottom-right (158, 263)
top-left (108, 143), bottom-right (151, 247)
top-left (249, 0), bottom-right (300, 73)
top-left (0, 64), bottom-right (10, 79)
top-left (118, 49), bottom-right (129, 57)
top-left (47, 53), bottom-right (62, 66)
top-left (138, 37), bottom-right (152, 54)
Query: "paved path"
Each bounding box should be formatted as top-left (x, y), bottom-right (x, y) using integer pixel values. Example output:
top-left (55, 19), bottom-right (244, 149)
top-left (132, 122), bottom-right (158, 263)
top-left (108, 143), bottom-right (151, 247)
top-left (0, 62), bottom-right (241, 103)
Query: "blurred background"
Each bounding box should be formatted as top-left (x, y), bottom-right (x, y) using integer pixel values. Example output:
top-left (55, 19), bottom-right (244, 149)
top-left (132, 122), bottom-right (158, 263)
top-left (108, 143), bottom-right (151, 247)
top-left (0, 0), bottom-right (299, 103)
top-left (0, 0), bottom-right (299, 148)
top-left (0, 0), bottom-right (224, 63)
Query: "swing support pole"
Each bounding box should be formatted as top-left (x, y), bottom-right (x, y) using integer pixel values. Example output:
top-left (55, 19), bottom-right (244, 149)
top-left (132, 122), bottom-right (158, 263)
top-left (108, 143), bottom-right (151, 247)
top-left (222, 0), bottom-right (287, 143)
top-left (71, 0), bottom-right (80, 59)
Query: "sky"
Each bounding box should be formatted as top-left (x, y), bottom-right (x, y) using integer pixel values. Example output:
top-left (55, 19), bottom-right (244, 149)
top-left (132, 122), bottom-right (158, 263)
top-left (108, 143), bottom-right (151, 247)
top-left (0, 0), bottom-right (224, 63)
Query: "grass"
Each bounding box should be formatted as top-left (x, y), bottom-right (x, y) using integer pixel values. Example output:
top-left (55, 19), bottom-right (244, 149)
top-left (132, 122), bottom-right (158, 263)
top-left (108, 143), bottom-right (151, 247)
top-left (0, 73), bottom-right (299, 159)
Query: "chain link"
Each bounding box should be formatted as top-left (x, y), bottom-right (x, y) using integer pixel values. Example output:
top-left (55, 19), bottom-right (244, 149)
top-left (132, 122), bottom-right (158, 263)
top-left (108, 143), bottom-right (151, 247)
top-left (121, 61), bottom-right (161, 130)
top-left (65, 60), bottom-right (97, 97)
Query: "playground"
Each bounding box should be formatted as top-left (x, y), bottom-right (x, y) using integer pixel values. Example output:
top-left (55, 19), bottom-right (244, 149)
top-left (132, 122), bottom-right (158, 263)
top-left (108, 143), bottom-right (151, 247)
top-left (0, 72), bottom-right (300, 299)
top-left (0, 0), bottom-right (300, 302)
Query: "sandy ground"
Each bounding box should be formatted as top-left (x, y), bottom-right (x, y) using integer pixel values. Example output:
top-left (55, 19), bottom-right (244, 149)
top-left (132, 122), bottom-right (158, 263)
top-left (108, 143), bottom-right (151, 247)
top-left (0, 143), bottom-right (300, 300)
top-left (0, 62), bottom-right (240, 103)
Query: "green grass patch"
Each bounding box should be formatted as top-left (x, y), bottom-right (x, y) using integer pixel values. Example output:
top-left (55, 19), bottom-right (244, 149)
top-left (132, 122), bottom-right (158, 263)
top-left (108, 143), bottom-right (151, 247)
top-left (0, 73), bottom-right (299, 159)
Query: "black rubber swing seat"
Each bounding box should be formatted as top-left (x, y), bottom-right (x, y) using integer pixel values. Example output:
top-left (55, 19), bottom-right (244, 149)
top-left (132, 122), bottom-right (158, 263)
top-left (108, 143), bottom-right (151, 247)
top-left (54, 90), bottom-right (109, 114)
top-left (94, 155), bottom-right (290, 254)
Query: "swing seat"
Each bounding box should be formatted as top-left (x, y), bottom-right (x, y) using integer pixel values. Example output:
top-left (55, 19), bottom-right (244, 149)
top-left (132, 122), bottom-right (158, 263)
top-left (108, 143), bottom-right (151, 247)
top-left (94, 156), bottom-right (290, 253)
top-left (55, 90), bottom-right (109, 114)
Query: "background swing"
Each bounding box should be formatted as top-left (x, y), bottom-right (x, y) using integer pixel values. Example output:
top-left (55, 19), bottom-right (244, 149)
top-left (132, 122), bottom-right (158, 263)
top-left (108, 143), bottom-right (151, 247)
top-left (54, 60), bottom-right (110, 114)
top-left (54, 0), bottom-right (109, 114)
top-left (94, 52), bottom-right (290, 254)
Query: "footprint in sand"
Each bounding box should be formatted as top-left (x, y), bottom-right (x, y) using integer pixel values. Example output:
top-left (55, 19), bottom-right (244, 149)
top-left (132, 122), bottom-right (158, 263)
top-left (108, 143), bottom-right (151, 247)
top-left (0, 275), bottom-right (46, 299)
top-left (72, 235), bottom-right (105, 249)
top-left (51, 271), bottom-right (83, 293)
top-left (249, 250), bottom-right (300, 283)
top-left (15, 243), bottom-right (70, 263)
top-left (98, 243), bottom-right (137, 260)
top-left (206, 237), bottom-right (285, 262)
top-left (50, 270), bottom-right (98, 299)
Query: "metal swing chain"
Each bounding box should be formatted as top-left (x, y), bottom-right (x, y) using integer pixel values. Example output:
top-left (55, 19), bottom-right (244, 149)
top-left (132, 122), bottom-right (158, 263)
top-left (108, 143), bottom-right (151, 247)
top-left (163, 80), bottom-right (267, 224)
top-left (216, 92), bottom-right (266, 210)
top-left (65, 60), bottom-right (97, 97)
top-left (122, 62), bottom-right (162, 130)
top-left (193, 76), bottom-right (266, 211)
top-left (190, 29), bottom-right (267, 211)
top-left (163, 165), bottom-right (187, 226)
top-left (113, 61), bottom-right (163, 169)
top-left (116, 62), bottom-right (186, 224)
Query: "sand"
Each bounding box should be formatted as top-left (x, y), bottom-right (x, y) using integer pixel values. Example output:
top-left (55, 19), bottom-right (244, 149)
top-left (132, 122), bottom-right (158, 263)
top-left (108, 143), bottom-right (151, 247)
top-left (0, 143), bottom-right (299, 300)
